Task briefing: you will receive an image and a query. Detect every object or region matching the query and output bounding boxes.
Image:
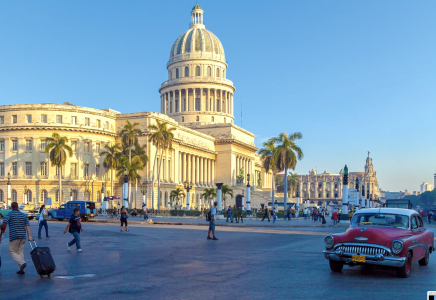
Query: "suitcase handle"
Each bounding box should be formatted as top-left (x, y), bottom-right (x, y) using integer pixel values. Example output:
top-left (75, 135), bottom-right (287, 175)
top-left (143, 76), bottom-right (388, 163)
top-left (29, 240), bottom-right (38, 250)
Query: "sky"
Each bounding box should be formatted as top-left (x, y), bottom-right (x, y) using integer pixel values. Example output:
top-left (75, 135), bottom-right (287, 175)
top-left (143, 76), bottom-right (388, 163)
top-left (0, 0), bottom-right (435, 192)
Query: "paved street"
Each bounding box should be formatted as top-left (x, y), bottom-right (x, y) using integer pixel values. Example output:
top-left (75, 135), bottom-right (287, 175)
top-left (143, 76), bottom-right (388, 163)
top-left (0, 221), bottom-right (435, 300)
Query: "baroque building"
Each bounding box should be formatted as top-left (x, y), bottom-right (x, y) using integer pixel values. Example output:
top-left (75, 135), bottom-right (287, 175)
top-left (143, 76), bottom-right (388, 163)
top-left (297, 154), bottom-right (380, 204)
top-left (0, 4), bottom-right (273, 209)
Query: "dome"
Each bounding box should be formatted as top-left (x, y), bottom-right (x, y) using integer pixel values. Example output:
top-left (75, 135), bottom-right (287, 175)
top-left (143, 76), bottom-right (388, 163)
top-left (192, 4), bottom-right (202, 11)
top-left (168, 27), bottom-right (225, 64)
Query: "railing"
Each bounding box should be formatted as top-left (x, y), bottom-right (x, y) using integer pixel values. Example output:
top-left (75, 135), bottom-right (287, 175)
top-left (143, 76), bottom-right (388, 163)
top-left (189, 22), bottom-right (205, 27)
top-left (161, 76), bottom-right (233, 88)
top-left (167, 53), bottom-right (226, 66)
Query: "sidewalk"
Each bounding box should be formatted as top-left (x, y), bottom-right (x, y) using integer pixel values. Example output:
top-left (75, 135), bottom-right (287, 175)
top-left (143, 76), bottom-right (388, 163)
top-left (90, 215), bottom-right (350, 228)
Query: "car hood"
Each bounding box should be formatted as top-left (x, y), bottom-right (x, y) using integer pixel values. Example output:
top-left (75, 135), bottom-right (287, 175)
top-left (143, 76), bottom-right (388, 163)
top-left (338, 226), bottom-right (412, 246)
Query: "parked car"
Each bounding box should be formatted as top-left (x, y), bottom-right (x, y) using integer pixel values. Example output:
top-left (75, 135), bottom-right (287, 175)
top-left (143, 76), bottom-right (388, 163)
top-left (20, 204), bottom-right (39, 220)
top-left (48, 201), bottom-right (96, 222)
top-left (323, 208), bottom-right (434, 278)
top-left (0, 208), bottom-right (12, 219)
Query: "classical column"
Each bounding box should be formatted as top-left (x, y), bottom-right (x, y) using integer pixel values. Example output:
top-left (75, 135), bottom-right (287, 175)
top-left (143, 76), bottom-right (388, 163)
top-left (193, 88), bottom-right (196, 111)
top-left (200, 88), bottom-right (203, 111)
top-left (177, 89), bottom-right (181, 112)
top-left (211, 160), bottom-right (215, 185)
top-left (206, 88), bottom-right (210, 111)
top-left (201, 157), bottom-right (205, 186)
top-left (231, 93), bottom-right (233, 115)
top-left (182, 153), bottom-right (186, 183)
top-left (195, 156), bottom-right (199, 185)
top-left (207, 159), bottom-right (210, 186)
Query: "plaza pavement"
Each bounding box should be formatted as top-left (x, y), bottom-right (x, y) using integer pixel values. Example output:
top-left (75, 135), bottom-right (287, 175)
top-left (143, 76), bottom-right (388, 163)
top-left (0, 220), bottom-right (435, 299)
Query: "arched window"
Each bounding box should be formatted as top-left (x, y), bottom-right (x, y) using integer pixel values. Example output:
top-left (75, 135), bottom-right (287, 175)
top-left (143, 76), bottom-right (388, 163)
top-left (72, 190), bottom-right (78, 200)
top-left (216, 68), bottom-right (220, 77)
top-left (56, 190), bottom-right (64, 202)
top-left (176, 68), bottom-right (179, 78)
top-left (207, 66), bottom-right (211, 76)
top-left (0, 189), bottom-right (3, 202)
top-left (211, 116), bottom-right (214, 122)
top-left (196, 116), bottom-right (199, 121)
top-left (169, 71), bottom-right (172, 79)
top-left (12, 189), bottom-right (17, 202)
top-left (184, 67), bottom-right (189, 77)
top-left (182, 117), bottom-right (184, 122)
top-left (85, 190), bottom-right (90, 201)
top-left (195, 66), bottom-right (200, 76)
top-left (25, 190), bottom-right (32, 204)
top-left (97, 191), bottom-right (101, 202)
top-left (41, 190), bottom-right (48, 203)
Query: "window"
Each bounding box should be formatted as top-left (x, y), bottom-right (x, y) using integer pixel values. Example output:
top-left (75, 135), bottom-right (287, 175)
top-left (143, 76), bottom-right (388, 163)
top-left (195, 66), bottom-right (200, 76)
top-left (216, 68), bottom-right (220, 77)
top-left (40, 140), bottom-right (47, 151)
top-left (176, 68), bottom-right (179, 78)
top-left (211, 116), bottom-right (214, 122)
top-left (207, 66), bottom-right (211, 76)
top-left (55, 190), bottom-right (64, 202)
top-left (196, 116), bottom-right (199, 121)
top-left (55, 115), bottom-right (62, 124)
top-left (0, 116), bottom-right (4, 124)
top-left (41, 190), bottom-right (48, 203)
top-left (40, 162), bottom-right (47, 176)
top-left (96, 164), bottom-right (100, 176)
top-left (12, 115), bottom-right (17, 123)
top-left (70, 163), bottom-right (77, 177)
top-left (85, 142), bottom-right (90, 152)
top-left (12, 162), bottom-right (17, 176)
top-left (182, 117), bottom-right (184, 122)
top-left (84, 163), bottom-right (89, 177)
top-left (0, 189), bottom-right (3, 202)
top-left (175, 100), bottom-right (179, 112)
top-left (85, 118), bottom-right (90, 126)
top-left (12, 140), bottom-right (18, 151)
top-left (41, 115), bottom-right (47, 123)
top-left (0, 140), bottom-right (4, 151)
top-left (71, 116), bottom-right (77, 125)
top-left (96, 143), bottom-right (100, 153)
top-left (0, 162), bottom-right (4, 176)
top-left (169, 71), bottom-right (172, 79)
top-left (85, 190), bottom-right (90, 201)
top-left (25, 115), bottom-right (32, 123)
top-left (184, 67), bottom-right (189, 77)
top-left (55, 166), bottom-right (63, 177)
top-left (72, 141), bottom-right (78, 152)
top-left (25, 190), bottom-right (32, 203)
top-left (26, 140), bottom-right (32, 151)
top-left (12, 189), bottom-right (17, 202)
top-left (195, 98), bottom-right (200, 111)
top-left (411, 216), bottom-right (418, 229)
top-left (105, 121), bottom-right (109, 129)
top-left (97, 120), bottom-right (101, 128)
top-left (25, 162), bottom-right (32, 176)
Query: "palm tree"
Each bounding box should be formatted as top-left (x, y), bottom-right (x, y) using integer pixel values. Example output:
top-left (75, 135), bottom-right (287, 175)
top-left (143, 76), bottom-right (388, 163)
top-left (272, 132), bottom-right (303, 211)
top-left (201, 188), bottom-right (217, 208)
top-left (119, 120), bottom-right (142, 207)
top-left (45, 133), bottom-right (73, 204)
top-left (259, 139), bottom-right (279, 209)
top-left (148, 119), bottom-right (176, 211)
top-left (287, 172), bottom-right (300, 201)
top-left (132, 143), bottom-right (148, 208)
top-left (222, 185), bottom-right (234, 208)
top-left (116, 156), bottom-right (143, 207)
top-left (100, 143), bottom-right (121, 198)
top-left (170, 188), bottom-right (185, 207)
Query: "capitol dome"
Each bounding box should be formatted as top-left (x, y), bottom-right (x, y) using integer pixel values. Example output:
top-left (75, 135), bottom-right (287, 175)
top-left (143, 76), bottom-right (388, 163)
top-left (168, 4), bottom-right (225, 65)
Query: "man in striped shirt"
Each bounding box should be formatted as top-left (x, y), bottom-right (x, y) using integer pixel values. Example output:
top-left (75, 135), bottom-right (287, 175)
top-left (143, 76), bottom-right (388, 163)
top-left (0, 202), bottom-right (34, 274)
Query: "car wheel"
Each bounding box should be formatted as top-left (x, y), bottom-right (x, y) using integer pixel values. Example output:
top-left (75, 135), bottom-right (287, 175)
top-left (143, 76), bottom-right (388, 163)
top-left (47, 214), bottom-right (53, 221)
top-left (58, 218), bottom-right (64, 221)
top-left (329, 259), bottom-right (344, 272)
top-left (397, 252), bottom-right (412, 278)
top-left (418, 252), bottom-right (429, 266)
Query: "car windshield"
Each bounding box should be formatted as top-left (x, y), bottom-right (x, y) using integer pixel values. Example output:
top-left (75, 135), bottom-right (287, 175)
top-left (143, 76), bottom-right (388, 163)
top-left (351, 213), bottom-right (409, 230)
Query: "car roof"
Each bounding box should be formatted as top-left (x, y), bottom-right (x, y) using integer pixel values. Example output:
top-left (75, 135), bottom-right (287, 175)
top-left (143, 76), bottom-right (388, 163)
top-left (354, 207), bottom-right (418, 217)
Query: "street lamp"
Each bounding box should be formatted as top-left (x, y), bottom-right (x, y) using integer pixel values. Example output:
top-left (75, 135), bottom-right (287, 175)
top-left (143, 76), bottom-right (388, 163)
top-left (7, 172), bottom-right (11, 207)
top-left (184, 181), bottom-right (192, 210)
top-left (246, 173), bottom-right (251, 212)
top-left (24, 185), bottom-right (28, 205)
top-left (141, 186), bottom-right (147, 206)
top-left (70, 188), bottom-right (73, 201)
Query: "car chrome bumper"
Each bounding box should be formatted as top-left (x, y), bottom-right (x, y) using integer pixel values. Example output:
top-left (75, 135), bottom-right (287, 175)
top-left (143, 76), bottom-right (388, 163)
top-left (323, 250), bottom-right (406, 267)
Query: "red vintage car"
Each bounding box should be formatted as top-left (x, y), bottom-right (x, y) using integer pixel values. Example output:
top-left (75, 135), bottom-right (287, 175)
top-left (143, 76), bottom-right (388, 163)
top-left (323, 208), bottom-right (434, 278)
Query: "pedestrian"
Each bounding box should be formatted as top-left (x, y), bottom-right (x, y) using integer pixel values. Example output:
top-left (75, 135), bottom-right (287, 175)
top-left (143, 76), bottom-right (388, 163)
top-left (332, 209), bottom-right (338, 227)
top-left (313, 208), bottom-right (318, 221)
top-left (38, 205), bottom-right (50, 239)
top-left (303, 208), bottom-right (308, 220)
top-left (286, 206), bottom-right (291, 221)
top-left (142, 204), bottom-right (148, 220)
top-left (0, 202), bottom-right (34, 274)
top-left (428, 210), bottom-right (434, 224)
top-left (232, 205), bottom-right (237, 223)
top-left (226, 206), bottom-right (233, 223)
top-left (295, 208), bottom-right (299, 219)
top-left (262, 207), bottom-right (270, 222)
top-left (64, 208), bottom-right (83, 252)
top-left (321, 208), bottom-right (326, 224)
top-left (113, 207), bottom-right (118, 219)
top-left (131, 208), bottom-right (138, 217)
top-left (319, 208), bottom-right (323, 222)
top-left (338, 209), bottom-right (342, 223)
top-left (272, 207), bottom-right (277, 223)
top-left (207, 202), bottom-right (218, 240)
top-left (120, 206), bottom-right (129, 232)
top-left (239, 207), bottom-right (244, 224)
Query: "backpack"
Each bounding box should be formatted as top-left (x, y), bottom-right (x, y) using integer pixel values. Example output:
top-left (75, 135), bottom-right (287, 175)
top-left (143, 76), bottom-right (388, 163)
top-left (206, 210), bottom-right (211, 222)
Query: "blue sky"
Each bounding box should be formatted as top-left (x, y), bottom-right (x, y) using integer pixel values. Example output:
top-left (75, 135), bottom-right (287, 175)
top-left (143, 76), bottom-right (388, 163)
top-left (0, 0), bottom-right (435, 192)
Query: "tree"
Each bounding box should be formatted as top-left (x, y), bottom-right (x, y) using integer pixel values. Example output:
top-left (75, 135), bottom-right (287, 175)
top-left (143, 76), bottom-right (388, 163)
top-left (45, 133), bottom-right (73, 204)
top-left (222, 185), bottom-right (234, 208)
top-left (287, 172), bottom-right (300, 200)
top-left (148, 119), bottom-right (176, 211)
top-left (272, 132), bottom-right (303, 211)
top-left (116, 156), bottom-right (143, 206)
top-left (259, 139), bottom-right (279, 208)
top-left (201, 188), bottom-right (217, 207)
top-left (118, 120), bottom-right (142, 208)
top-left (170, 188), bottom-right (185, 207)
top-left (132, 143), bottom-right (148, 208)
top-left (100, 143), bottom-right (121, 198)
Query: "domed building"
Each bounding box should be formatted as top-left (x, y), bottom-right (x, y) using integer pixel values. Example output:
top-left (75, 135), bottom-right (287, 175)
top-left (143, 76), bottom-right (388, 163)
top-left (0, 4), bottom-right (273, 211)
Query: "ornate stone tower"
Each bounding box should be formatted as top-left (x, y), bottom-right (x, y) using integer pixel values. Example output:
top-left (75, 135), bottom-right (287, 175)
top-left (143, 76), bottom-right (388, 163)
top-left (159, 4), bottom-right (235, 124)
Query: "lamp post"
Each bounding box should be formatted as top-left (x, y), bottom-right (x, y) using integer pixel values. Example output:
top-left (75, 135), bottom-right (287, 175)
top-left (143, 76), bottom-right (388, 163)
top-left (141, 186), bottom-right (147, 205)
top-left (23, 185), bottom-right (28, 205)
top-left (123, 174), bottom-right (129, 208)
top-left (70, 188), bottom-right (73, 202)
top-left (7, 172), bottom-right (11, 207)
top-left (216, 183), bottom-right (223, 214)
top-left (246, 173), bottom-right (251, 212)
top-left (341, 165), bottom-right (349, 220)
top-left (184, 180), bottom-right (192, 210)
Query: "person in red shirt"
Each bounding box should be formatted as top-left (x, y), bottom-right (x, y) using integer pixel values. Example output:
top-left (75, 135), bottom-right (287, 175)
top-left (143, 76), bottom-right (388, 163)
top-left (333, 210), bottom-right (338, 227)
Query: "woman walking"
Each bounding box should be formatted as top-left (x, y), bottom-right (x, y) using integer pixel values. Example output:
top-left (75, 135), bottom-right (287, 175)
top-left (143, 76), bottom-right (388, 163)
top-left (272, 208), bottom-right (277, 224)
top-left (38, 205), bottom-right (50, 239)
top-left (120, 206), bottom-right (129, 232)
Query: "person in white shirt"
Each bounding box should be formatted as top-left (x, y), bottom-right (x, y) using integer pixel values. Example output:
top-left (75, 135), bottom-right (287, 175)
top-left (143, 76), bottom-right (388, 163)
top-left (142, 204), bottom-right (148, 220)
top-left (207, 202), bottom-right (218, 240)
top-left (38, 205), bottom-right (50, 239)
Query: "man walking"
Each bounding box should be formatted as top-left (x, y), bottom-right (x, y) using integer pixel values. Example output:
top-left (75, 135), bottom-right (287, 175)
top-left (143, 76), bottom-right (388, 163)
top-left (0, 202), bottom-right (33, 274)
top-left (226, 206), bottom-right (233, 223)
top-left (272, 207), bottom-right (277, 223)
top-left (303, 207), bottom-right (308, 220)
top-left (238, 207), bottom-right (244, 224)
top-left (64, 208), bottom-right (83, 252)
top-left (142, 204), bottom-right (148, 220)
top-left (207, 202), bottom-right (218, 240)
top-left (261, 207), bottom-right (270, 222)
top-left (286, 206), bottom-right (291, 221)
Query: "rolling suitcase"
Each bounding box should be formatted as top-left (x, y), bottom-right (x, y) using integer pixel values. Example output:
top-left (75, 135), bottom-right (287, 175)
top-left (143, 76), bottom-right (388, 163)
top-left (29, 241), bottom-right (56, 277)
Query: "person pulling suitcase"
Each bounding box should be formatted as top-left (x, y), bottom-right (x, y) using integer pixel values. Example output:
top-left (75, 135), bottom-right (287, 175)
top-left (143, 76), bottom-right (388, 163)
top-left (29, 241), bottom-right (56, 277)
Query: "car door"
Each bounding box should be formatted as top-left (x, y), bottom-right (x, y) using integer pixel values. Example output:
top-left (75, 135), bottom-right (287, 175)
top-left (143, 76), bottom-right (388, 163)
top-left (57, 204), bottom-right (66, 219)
top-left (411, 215), bottom-right (424, 260)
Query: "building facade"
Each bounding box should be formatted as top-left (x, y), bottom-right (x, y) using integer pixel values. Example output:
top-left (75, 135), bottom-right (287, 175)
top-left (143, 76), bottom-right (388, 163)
top-left (420, 182), bottom-right (434, 193)
top-left (0, 4), bottom-right (273, 209)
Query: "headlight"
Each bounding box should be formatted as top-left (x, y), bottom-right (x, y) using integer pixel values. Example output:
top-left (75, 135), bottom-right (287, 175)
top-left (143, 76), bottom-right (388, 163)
top-left (391, 240), bottom-right (403, 254)
top-left (324, 236), bottom-right (334, 248)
